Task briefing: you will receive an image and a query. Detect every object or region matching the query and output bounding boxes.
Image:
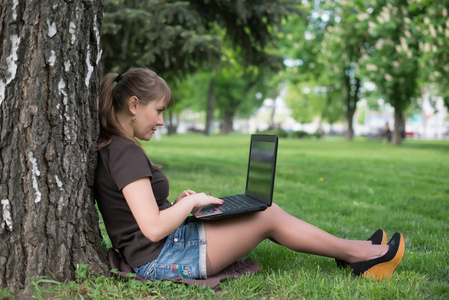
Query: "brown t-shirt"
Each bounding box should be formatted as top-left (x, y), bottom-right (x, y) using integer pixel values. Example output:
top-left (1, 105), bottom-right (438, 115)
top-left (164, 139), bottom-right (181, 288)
top-left (95, 136), bottom-right (171, 267)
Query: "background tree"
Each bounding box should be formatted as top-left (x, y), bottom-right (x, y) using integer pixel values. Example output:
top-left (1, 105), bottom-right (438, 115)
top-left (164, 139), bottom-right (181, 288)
top-left (278, 4), bottom-right (329, 131)
top-left (213, 62), bottom-right (268, 134)
top-left (101, 0), bottom-right (222, 79)
top-left (361, 0), bottom-right (421, 144)
top-left (101, 0), bottom-right (301, 135)
top-left (284, 82), bottom-right (317, 126)
top-left (280, 2), bottom-right (349, 137)
top-left (0, 0), bottom-right (108, 291)
top-left (169, 71), bottom-right (212, 133)
top-left (316, 0), bottom-right (371, 140)
top-left (183, 0), bottom-right (301, 135)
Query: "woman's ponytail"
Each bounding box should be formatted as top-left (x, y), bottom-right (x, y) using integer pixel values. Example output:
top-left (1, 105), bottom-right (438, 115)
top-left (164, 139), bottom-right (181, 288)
top-left (98, 73), bottom-right (122, 149)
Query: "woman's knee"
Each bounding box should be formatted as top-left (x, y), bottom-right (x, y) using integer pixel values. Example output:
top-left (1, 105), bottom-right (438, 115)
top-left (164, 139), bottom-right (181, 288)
top-left (264, 202), bottom-right (284, 216)
top-left (256, 203), bottom-right (285, 224)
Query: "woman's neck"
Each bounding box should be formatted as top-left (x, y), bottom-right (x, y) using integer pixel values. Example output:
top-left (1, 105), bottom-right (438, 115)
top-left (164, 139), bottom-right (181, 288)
top-left (116, 112), bottom-right (134, 140)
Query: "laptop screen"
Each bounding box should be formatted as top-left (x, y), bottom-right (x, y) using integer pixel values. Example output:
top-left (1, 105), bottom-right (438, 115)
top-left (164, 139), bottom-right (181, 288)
top-left (245, 135), bottom-right (278, 204)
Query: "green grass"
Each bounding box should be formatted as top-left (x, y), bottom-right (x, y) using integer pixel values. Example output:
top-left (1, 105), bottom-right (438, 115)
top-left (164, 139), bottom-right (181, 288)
top-left (7, 134), bottom-right (449, 299)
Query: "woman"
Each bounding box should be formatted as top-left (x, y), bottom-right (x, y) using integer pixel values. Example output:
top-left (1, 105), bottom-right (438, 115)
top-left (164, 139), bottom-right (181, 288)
top-left (95, 67), bottom-right (404, 282)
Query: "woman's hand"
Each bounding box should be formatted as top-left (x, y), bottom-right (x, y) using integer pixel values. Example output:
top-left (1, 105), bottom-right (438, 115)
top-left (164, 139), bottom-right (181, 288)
top-left (174, 191), bottom-right (223, 209)
top-left (174, 190), bottom-right (196, 205)
top-left (190, 192), bottom-right (224, 208)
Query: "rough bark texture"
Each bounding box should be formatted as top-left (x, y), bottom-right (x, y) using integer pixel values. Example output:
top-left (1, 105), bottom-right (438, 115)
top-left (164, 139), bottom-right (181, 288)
top-left (0, 0), bottom-right (108, 291)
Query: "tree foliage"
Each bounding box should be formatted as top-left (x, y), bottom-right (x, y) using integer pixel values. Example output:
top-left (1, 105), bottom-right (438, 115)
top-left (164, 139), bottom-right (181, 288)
top-left (321, 0), bottom-right (372, 139)
top-left (411, 1), bottom-right (449, 108)
top-left (101, 0), bottom-right (300, 79)
top-left (213, 60), bottom-right (268, 133)
top-left (280, 0), bottom-right (448, 143)
top-left (280, 1), bottom-right (365, 138)
top-left (357, 0), bottom-right (422, 144)
top-left (101, 0), bottom-right (301, 134)
top-left (101, 0), bottom-right (222, 80)
top-left (361, 0), bottom-right (420, 109)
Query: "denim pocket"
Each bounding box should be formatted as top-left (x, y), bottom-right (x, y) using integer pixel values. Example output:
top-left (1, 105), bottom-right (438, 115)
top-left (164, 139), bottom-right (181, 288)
top-left (154, 263), bottom-right (194, 280)
top-left (141, 261), bottom-right (156, 279)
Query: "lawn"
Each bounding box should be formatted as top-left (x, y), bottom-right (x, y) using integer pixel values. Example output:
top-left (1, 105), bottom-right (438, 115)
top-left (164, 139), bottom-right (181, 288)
top-left (6, 134), bottom-right (449, 299)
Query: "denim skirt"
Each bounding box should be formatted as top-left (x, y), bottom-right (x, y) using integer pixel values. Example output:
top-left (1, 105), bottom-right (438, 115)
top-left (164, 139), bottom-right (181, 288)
top-left (133, 217), bottom-right (207, 280)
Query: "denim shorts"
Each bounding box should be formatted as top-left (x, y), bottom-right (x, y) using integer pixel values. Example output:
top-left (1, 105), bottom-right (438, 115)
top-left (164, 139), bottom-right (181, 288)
top-left (133, 217), bottom-right (207, 280)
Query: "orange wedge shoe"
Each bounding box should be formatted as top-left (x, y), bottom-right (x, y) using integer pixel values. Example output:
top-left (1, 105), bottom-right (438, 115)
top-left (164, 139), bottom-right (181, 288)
top-left (336, 229), bottom-right (388, 269)
top-left (350, 232), bottom-right (405, 280)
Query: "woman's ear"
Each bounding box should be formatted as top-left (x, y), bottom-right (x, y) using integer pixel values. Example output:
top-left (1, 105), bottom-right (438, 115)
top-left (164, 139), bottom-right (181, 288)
top-left (128, 96), bottom-right (139, 114)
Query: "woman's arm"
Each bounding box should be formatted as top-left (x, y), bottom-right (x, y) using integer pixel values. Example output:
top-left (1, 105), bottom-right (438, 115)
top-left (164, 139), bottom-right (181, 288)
top-left (122, 177), bottom-right (223, 242)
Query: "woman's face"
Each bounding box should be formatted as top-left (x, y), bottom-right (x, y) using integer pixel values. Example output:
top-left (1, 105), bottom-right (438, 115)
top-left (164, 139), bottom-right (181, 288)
top-left (133, 98), bottom-right (166, 141)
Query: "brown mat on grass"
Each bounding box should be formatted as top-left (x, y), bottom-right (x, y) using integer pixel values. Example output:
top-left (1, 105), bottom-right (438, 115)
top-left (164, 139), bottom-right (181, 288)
top-left (108, 248), bottom-right (260, 288)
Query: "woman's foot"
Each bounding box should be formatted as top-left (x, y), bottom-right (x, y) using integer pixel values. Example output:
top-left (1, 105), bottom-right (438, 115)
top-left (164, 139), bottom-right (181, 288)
top-left (350, 232), bottom-right (405, 280)
top-left (336, 229), bottom-right (387, 269)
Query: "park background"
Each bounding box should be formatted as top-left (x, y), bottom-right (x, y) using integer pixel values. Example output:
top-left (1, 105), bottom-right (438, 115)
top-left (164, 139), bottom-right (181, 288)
top-left (99, 0), bottom-right (449, 143)
top-left (1, 0), bottom-right (448, 298)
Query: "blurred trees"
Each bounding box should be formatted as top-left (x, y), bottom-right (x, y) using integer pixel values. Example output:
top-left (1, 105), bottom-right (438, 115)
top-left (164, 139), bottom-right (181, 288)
top-left (360, 0), bottom-right (420, 144)
top-left (279, 2), bottom-right (344, 135)
top-left (213, 60), bottom-right (268, 134)
top-left (322, 0), bottom-right (371, 141)
top-left (101, 1), bottom-right (221, 79)
top-left (283, 0), bottom-right (448, 144)
top-left (101, 0), bottom-right (300, 134)
top-left (281, 0), bottom-right (369, 140)
top-left (412, 1), bottom-right (449, 109)
top-left (101, 0), bottom-right (449, 142)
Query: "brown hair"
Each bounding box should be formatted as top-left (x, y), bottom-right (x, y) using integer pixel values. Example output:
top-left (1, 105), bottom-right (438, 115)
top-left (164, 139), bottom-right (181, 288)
top-left (98, 67), bottom-right (173, 149)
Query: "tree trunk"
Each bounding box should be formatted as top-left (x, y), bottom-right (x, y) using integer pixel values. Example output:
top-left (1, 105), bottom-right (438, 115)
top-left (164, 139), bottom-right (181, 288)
top-left (269, 92), bottom-right (278, 129)
top-left (220, 112), bottom-right (234, 134)
top-left (344, 75), bottom-right (360, 141)
top-left (345, 111), bottom-right (355, 140)
top-left (205, 76), bottom-right (215, 135)
top-left (167, 110), bottom-right (177, 135)
top-left (392, 109), bottom-right (405, 145)
top-left (0, 0), bottom-right (108, 292)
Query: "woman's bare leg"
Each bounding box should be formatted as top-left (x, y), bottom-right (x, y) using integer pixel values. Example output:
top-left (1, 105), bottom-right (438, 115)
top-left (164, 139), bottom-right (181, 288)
top-left (203, 203), bottom-right (387, 276)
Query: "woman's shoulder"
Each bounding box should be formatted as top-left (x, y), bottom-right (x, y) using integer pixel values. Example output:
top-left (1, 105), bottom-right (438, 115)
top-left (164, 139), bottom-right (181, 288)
top-left (108, 136), bottom-right (141, 149)
top-left (101, 136), bottom-right (145, 159)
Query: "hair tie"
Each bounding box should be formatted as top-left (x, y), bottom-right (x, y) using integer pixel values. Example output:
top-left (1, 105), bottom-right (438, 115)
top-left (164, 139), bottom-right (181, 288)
top-left (114, 73), bottom-right (122, 83)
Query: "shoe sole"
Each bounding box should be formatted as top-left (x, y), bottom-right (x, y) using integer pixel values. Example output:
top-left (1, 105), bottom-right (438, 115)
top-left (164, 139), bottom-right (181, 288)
top-left (361, 233), bottom-right (405, 280)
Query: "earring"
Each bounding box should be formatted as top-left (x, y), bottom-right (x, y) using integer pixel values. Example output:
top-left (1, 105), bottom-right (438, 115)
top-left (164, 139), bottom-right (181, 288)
top-left (131, 117), bottom-right (137, 123)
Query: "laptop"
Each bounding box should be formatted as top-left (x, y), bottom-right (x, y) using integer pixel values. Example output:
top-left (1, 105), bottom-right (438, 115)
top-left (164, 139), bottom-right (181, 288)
top-left (193, 134), bottom-right (278, 219)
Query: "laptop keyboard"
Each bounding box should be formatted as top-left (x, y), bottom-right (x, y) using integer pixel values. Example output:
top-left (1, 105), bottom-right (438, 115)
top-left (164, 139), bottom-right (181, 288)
top-left (218, 195), bottom-right (255, 212)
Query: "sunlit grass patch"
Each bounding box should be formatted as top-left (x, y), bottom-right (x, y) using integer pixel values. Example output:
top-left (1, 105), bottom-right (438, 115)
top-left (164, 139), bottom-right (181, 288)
top-left (19, 134), bottom-right (449, 299)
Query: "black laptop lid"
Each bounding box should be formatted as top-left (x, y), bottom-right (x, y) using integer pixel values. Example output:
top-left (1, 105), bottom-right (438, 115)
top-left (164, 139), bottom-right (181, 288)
top-left (245, 134), bottom-right (278, 205)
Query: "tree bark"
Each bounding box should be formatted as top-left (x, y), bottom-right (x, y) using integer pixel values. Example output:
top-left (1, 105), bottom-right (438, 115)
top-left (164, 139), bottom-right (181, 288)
top-left (0, 0), bottom-right (108, 291)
